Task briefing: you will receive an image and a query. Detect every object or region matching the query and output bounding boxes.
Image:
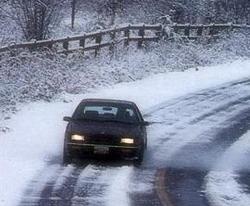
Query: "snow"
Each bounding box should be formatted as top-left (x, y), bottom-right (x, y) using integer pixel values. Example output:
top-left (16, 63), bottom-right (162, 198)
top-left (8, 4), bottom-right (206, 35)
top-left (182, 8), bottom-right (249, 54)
top-left (1, 29), bottom-right (249, 117)
top-left (20, 165), bottom-right (61, 201)
top-left (206, 171), bottom-right (250, 206)
top-left (1, 59), bottom-right (250, 206)
top-left (79, 59), bottom-right (250, 112)
top-left (72, 165), bottom-right (133, 206)
top-left (205, 131), bottom-right (250, 206)
top-left (102, 166), bottom-right (133, 206)
top-left (146, 101), bottom-right (250, 168)
top-left (0, 101), bottom-right (69, 206)
top-left (53, 165), bottom-right (75, 191)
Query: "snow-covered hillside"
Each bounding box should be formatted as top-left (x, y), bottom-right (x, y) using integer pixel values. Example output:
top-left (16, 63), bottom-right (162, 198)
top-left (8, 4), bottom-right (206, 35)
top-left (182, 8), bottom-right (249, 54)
top-left (1, 31), bottom-right (250, 121)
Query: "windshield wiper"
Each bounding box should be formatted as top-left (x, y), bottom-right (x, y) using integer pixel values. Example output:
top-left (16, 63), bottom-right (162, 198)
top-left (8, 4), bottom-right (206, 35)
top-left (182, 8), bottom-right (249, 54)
top-left (102, 119), bottom-right (136, 124)
top-left (74, 118), bottom-right (137, 125)
top-left (74, 118), bottom-right (103, 122)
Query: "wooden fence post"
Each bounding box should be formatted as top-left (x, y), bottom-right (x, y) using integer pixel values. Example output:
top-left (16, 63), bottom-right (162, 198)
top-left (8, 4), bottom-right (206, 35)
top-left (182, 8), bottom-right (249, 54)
top-left (79, 35), bottom-right (85, 54)
top-left (124, 25), bottom-right (130, 47)
top-left (173, 23), bottom-right (178, 34)
top-left (184, 24), bottom-right (190, 37)
top-left (197, 25), bottom-right (203, 36)
top-left (110, 29), bottom-right (116, 40)
top-left (32, 40), bottom-right (37, 50)
top-left (228, 22), bottom-right (233, 33)
top-left (155, 24), bottom-right (163, 40)
top-left (95, 34), bottom-right (102, 56)
top-left (79, 36), bottom-right (85, 47)
top-left (138, 24), bottom-right (145, 48)
top-left (109, 28), bottom-right (116, 54)
top-left (47, 40), bottom-right (53, 49)
top-left (63, 37), bottom-right (69, 51)
top-left (209, 23), bottom-right (215, 36)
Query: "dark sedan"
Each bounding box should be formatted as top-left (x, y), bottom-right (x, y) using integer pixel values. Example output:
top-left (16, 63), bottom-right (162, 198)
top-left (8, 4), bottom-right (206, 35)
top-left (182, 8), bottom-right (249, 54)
top-left (63, 99), bottom-right (149, 164)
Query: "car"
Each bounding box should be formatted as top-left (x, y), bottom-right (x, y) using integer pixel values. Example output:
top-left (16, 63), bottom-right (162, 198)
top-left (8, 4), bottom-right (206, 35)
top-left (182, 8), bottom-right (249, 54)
top-left (63, 98), bottom-right (149, 164)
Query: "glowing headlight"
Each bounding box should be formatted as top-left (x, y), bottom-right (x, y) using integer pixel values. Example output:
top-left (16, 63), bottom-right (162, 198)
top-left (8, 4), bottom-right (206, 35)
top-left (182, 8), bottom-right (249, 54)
top-left (121, 138), bottom-right (134, 144)
top-left (71, 134), bottom-right (85, 141)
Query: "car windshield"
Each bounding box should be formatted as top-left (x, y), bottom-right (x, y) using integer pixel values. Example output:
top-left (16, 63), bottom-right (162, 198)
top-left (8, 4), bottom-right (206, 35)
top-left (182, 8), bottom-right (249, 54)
top-left (73, 102), bottom-right (140, 123)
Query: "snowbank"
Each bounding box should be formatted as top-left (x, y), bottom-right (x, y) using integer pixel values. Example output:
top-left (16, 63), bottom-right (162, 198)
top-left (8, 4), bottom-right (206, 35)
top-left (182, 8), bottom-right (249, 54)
top-left (1, 59), bottom-right (250, 206)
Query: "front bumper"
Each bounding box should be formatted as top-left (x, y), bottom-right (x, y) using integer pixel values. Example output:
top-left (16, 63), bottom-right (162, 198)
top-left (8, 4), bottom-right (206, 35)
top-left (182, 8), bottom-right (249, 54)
top-left (67, 142), bottom-right (139, 158)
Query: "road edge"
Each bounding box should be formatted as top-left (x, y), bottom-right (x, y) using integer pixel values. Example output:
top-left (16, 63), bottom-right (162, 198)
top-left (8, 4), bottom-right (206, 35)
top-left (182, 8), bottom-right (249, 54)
top-left (155, 169), bottom-right (173, 206)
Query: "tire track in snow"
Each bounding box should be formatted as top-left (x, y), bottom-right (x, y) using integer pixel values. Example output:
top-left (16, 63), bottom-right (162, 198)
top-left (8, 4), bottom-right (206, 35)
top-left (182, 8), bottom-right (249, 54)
top-left (237, 172), bottom-right (250, 194)
top-left (43, 166), bottom-right (81, 206)
top-left (71, 165), bottom-right (104, 206)
top-left (130, 168), bottom-right (161, 206)
top-left (168, 106), bottom-right (250, 169)
top-left (19, 164), bottom-right (61, 206)
top-left (163, 168), bottom-right (209, 206)
top-left (145, 79), bottom-right (250, 166)
top-left (19, 164), bottom-right (87, 206)
top-left (158, 107), bottom-right (250, 206)
top-left (71, 165), bottom-right (133, 206)
top-left (133, 79), bottom-right (250, 206)
top-left (205, 131), bottom-right (250, 206)
top-left (21, 162), bottom-right (135, 206)
top-left (144, 78), bottom-right (250, 117)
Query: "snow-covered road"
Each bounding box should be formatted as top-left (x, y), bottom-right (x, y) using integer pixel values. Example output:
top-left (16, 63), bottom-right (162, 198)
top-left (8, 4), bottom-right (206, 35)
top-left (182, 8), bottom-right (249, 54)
top-left (1, 60), bottom-right (250, 206)
top-left (146, 79), bottom-right (250, 206)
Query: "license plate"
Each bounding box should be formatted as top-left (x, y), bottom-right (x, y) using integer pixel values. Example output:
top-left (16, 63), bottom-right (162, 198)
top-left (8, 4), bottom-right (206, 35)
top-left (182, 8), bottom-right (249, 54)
top-left (94, 146), bottom-right (109, 154)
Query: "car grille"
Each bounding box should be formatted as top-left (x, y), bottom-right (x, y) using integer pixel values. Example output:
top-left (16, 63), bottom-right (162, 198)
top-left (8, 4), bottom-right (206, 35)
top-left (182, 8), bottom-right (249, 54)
top-left (87, 134), bottom-right (120, 145)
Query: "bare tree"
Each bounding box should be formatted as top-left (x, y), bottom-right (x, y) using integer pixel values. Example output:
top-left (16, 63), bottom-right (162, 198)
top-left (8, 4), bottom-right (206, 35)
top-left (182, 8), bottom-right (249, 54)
top-left (96, 0), bottom-right (125, 26)
top-left (71, 0), bottom-right (77, 29)
top-left (4, 0), bottom-right (64, 41)
top-left (107, 0), bottom-right (124, 26)
top-left (212, 0), bottom-right (250, 24)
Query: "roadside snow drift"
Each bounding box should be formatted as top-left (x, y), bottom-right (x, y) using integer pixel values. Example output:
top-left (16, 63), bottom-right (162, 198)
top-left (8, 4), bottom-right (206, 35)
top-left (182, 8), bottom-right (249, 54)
top-left (0, 59), bottom-right (250, 206)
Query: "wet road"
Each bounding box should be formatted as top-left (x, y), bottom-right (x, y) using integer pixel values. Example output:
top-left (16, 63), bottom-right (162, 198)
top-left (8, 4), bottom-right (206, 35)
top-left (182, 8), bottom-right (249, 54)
top-left (19, 79), bottom-right (250, 206)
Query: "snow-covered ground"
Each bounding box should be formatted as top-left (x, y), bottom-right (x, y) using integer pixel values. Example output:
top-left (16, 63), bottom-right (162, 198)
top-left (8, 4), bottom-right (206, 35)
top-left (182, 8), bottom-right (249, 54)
top-left (1, 59), bottom-right (250, 206)
top-left (205, 131), bottom-right (250, 206)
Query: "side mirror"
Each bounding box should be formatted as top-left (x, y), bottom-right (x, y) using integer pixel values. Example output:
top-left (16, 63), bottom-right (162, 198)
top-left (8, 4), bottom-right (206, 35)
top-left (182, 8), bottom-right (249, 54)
top-left (63, 116), bottom-right (72, 122)
top-left (142, 121), bottom-right (150, 126)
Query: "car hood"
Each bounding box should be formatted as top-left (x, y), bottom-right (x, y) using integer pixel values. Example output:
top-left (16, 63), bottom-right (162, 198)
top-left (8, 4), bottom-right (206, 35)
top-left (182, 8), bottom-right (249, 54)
top-left (69, 121), bottom-right (142, 137)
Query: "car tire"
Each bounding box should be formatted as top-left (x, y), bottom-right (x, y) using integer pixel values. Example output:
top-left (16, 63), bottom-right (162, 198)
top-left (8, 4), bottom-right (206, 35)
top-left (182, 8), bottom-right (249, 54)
top-left (145, 138), bottom-right (148, 150)
top-left (134, 146), bottom-right (144, 165)
top-left (63, 150), bottom-right (72, 165)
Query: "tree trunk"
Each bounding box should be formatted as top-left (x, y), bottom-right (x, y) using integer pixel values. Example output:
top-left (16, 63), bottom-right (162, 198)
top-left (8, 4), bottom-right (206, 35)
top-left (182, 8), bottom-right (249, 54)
top-left (71, 0), bottom-right (77, 29)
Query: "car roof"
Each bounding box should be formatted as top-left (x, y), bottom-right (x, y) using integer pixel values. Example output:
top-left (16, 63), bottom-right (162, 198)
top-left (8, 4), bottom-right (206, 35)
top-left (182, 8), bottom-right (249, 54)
top-left (80, 98), bottom-right (137, 106)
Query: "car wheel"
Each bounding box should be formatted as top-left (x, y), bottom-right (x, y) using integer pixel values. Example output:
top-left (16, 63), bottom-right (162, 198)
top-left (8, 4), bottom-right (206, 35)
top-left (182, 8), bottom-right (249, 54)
top-left (63, 150), bottom-right (72, 165)
top-left (134, 146), bottom-right (144, 165)
top-left (145, 138), bottom-right (147, 150)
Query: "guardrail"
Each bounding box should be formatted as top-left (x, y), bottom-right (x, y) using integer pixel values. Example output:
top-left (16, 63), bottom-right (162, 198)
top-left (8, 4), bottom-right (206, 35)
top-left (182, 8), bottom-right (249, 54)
top-left (0, 24), bottom-right (162, 55)
top-left (170, 23), bottom-right (250, 39)
top-left (0, 23), bottom-right (249, 55)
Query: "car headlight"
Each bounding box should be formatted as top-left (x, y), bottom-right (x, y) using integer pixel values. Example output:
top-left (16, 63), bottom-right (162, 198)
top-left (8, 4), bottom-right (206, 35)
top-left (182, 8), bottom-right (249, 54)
top-left (121, 138), bottom-right (134, 144)
top-left (71, 134), bottom-right (85, 141)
